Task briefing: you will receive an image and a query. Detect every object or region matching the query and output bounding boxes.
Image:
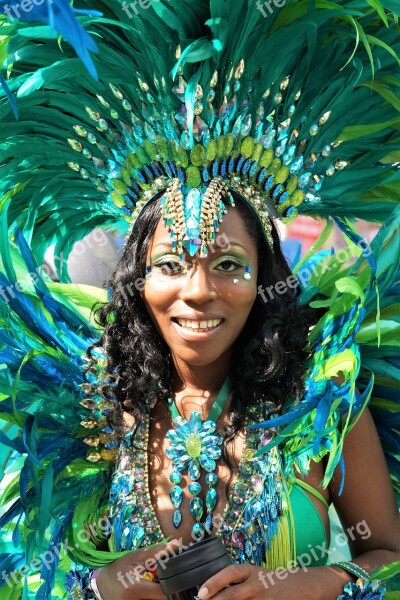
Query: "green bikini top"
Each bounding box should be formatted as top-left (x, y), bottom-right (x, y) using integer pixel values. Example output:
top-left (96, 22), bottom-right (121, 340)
top-left (288, 476), bottom-right (330, 566)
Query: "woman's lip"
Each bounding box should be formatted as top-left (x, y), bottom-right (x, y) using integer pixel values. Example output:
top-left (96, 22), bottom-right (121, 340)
top-left (171, 319), bottom-right (224, 342)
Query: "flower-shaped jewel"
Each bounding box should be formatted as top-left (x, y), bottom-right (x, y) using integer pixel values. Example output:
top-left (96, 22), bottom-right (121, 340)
top-left (166, 411), bottom-right (223, 479)
top-left (337, 578), bottom-right (386, 600)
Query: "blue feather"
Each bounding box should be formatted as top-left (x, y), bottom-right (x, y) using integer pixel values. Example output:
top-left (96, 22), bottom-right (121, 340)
top-left (0, 73), bottom-right (18, 119)
top-left (0, 0), bottom-right (101, 80)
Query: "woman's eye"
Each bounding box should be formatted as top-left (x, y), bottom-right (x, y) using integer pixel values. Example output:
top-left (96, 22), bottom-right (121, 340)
top-left (216, 260), bottom-right (242, 272)
top-left (155, 261), bottom-right (186, 275)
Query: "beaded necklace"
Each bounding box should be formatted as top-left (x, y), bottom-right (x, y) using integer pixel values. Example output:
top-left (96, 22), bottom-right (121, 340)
top-left (108, 398), bottom-right (284, 565)
top-left (165, 376), bottom-right (232, 538)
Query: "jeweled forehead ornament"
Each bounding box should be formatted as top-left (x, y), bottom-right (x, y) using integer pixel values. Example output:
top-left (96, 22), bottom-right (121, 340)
top-left (160, 177), bottom-right (237, 259)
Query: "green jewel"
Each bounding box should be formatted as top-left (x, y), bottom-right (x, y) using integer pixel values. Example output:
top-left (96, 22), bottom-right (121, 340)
top-left (192, 523), bottom-right (204, 538)
top-left (206, 488), bottom-right (217, 511)
top-left (186, 433), bottom-right (202, 458)
top-left (190, 497), bottom-right (204, 520)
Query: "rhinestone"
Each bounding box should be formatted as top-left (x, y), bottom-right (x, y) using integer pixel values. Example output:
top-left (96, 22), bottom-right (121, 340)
top-left (73, 125), bottom-right (87, 137)
top-left (170, 471), bottom-right (182, 484)
top-left (170, 485), bottom-right (183, 508)
top-left (205, 472), bottom-right (218, 485)
top-left (83, 435), bottom-right (100, 446)
top-left (80, 419), bottom-right (97, 429)
top-left (189, 482), bottom-right (202, 495)
top-left (206, 488), bottom-right (217, 511)
top-left (109, 83), bottom-right (124, 99)
top-left (67, 139), bottom-right (82, 152)
top-left (326, 165), bottom-right (335, 176)
top-left (122, 99), bottom-right (132, 111)
top-left (86, 452), bottom-right (101, 462)
top-left (322, 144), bottom-right (331, 157)
top-left (309, 124), bottom-right (319, 136)
top-left (172, 509), bottom-right (182, 528)
top-left (188, 460), bottom-right (201, 480)
top-left (190, 497), bottom-right (204, 520)
top-left (192, 523), bottom-right (204, 539)
top-left (85, 107), bottom-right (100, 121)
top-left (280, 77), bottom-right (289, 90)
top-left (335, 160), bottom-right (349, 170)
top-left (319, 111), bottom-right (332, 125)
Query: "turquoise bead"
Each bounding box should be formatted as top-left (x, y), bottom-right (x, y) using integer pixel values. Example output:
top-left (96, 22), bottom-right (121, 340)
top-left (205, 473), bottom-right (218, 486)
top-left (190, 497), bottom-right (204, 520)
top-left (192, 523), bottom-right (204, 539)
top-left (170, 471), bottom-right (182, 484)
top-left (170, 485), bottom-right (183, 508)
top-left (188, 460), bottom-right (201, 480)
top-left (189, 482), bottom-right (202, 496)
top-left (173, 509), bottom-right (182, 528)
top-left (206, 488), bottom-right (217, 511)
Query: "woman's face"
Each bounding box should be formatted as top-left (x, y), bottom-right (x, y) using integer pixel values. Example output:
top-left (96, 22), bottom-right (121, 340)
top-left (142, 206), bottom-right (259, 367)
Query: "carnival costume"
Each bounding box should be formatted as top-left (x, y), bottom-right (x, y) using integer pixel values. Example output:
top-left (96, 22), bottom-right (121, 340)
top-left (0, 1), bottom-right (399, 598)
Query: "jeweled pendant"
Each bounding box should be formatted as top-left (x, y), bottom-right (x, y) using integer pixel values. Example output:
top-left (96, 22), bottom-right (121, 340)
top-left (192, 522), bottom-right (204, 539)
top-left (190, 497), bottom-right (204, 520)
top-left (173, 509), bottom-right (182, 528)
top-left (170, 485), bottom-right (183, 508)
top-left (206, 488), bottom-right (217, 511)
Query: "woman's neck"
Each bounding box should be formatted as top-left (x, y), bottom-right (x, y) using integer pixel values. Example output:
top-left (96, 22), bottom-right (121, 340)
top-left (171, 352), bottom-right (230, 398)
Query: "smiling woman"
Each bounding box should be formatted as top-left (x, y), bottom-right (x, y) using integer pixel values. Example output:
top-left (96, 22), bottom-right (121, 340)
top-left (0, 2), bottom-right (400, 600)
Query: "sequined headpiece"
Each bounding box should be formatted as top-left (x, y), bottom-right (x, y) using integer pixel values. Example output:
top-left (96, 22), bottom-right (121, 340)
top-left (2, 2), bottom-right (399, 278)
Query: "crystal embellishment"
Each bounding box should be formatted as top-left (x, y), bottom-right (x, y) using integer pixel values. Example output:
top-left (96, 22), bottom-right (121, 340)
top-left (165, 409), bottom-right (224, 535)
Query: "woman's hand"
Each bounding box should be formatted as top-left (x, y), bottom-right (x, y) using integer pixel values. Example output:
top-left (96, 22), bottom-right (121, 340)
top-left (197, 563), bottom-right (353, 600)
top-left (95, 539), bottom-right (181, 600)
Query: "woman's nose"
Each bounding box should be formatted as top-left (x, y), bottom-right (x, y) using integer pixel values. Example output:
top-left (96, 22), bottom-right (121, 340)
top-left (179, 262), bottom-right (218, 304)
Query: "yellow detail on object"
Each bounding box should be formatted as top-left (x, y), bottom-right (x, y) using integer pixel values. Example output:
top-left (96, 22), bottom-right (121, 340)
top-left (263, 455), bottom-right (297, 570)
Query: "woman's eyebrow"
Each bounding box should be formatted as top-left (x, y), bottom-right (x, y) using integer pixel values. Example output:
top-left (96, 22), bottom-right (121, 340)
top-left (151, 242), bottom-right (174, 250)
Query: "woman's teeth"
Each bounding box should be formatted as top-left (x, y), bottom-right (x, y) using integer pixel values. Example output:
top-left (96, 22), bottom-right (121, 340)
top-left (176, 318), bottom-right (222, 330)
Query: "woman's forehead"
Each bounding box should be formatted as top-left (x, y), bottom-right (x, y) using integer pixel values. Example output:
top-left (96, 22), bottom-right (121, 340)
top-left (149, 206), bottom-right (258, 254)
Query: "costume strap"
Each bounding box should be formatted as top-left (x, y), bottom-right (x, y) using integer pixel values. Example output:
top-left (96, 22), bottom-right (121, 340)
top-left (166, 376), bottom-right (232, 422)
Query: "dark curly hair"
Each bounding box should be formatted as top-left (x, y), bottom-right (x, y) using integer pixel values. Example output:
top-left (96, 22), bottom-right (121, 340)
top-left (86, 194), bottom-right (324, 477)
